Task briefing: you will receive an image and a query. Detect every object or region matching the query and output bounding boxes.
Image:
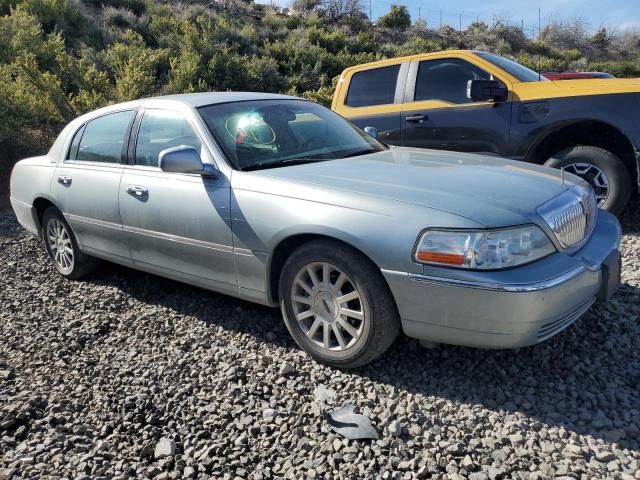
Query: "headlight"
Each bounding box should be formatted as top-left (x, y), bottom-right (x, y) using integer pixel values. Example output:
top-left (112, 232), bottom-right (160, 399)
top-left (414, 226), bottom-right (555, 270)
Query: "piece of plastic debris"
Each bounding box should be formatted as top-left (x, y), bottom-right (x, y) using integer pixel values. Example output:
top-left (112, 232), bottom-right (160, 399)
top-left (325, 404), bottom-right (379, 440)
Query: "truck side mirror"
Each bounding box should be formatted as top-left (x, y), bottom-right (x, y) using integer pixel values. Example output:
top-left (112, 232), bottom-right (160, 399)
top-left (467, 80), bottom-right (508, 102)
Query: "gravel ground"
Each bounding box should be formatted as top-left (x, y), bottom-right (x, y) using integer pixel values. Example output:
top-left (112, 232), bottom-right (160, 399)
top-left (1, 203), bottom-right (639, 480)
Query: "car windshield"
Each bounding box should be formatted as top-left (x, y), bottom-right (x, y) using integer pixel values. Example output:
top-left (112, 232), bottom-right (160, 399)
top-left (198, 99), bottom-right (387, 171)
top-left (474, 52), bottom-right (548, 83)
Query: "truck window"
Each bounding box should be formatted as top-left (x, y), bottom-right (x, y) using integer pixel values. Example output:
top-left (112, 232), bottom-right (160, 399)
top-left (414, 59), bottom-right (492, 104)
top-left (345, 65), bottom-right (400, 108)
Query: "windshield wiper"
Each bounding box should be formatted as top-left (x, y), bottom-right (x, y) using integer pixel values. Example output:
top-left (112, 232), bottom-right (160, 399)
top-left (241, 158), bottom-right (327, 172)
top-left (339, 148), bottom-right (379, 159)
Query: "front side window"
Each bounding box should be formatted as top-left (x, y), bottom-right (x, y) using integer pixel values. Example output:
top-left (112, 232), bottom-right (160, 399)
top-left (135, 110), bottom-right (202, 167)
top-left (474, 51), bottom-right (546, 83)
top-left (71, 110), bottom-right (134, 163)
top-left (414, 59), bottom-right (492, 104)
top-left (198, 99), bottom-right (386, 171)
top-left (345, 65), bottom-right (400, 108)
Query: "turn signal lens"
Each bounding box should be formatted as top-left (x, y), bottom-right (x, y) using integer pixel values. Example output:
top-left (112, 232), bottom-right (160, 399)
top-left (415, 251), bottom-right (465, 265)
top-left (414, 226), bottom-right (555, 270)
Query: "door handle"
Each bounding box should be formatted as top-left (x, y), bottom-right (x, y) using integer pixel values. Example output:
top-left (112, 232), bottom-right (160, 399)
top-left (126, 185), bottom-right (148, 198)
top-left (405, 114), bottom-right (427, 123)
top-left (57, 176), bottom-right (72, 187)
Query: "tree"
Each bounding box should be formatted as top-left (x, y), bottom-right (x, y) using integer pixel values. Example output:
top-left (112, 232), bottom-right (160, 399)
top-left (323, 0), bottom-right (364, 21)
top-left (378, 4), bottom-right (411, 31)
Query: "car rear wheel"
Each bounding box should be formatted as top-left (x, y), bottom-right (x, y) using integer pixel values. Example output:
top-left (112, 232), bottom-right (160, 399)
top-left (544, 146), bottom-right (631, 215)
top-left (42, 207), bottom-right (98, 279)
top-left (279, 239), bottom-right (400, 368)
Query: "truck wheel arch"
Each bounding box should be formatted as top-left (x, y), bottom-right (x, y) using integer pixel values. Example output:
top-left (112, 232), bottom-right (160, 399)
top-left (525, 119), bottom-right (638, 184)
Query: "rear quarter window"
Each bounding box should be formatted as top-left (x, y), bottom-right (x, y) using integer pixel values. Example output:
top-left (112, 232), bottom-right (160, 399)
top-left (345, 65), bottom-right (400, 108)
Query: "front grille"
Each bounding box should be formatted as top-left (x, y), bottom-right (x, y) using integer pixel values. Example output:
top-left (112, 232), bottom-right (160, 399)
top-left (537, 298), bottom-right (594, 342)
top-left (537, 185), bottom-right (597, 250)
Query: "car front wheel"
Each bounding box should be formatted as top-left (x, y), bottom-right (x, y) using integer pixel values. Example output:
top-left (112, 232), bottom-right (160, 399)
top-left (279, 239), bottom-right (400, 368)
top-left (42, 207), bottom-right (98, 279)
top-left (544, 146), bottom-right (631, 215)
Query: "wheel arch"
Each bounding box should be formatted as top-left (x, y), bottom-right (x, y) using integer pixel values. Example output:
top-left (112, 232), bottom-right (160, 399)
top-left (266, 231), bottom-right (390, 305)
top-left (32, 196), bottom-right (61, 238)
top-left (525, 119), bottom-right (638, 185)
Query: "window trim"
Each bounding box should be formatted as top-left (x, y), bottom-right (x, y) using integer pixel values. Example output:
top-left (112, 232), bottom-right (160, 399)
top-left (64, 108), bottom-right (137, 166)
top-left (343, 63), bottom-right (409, 109)
top-left (129, 107), bottom-right (207, 172)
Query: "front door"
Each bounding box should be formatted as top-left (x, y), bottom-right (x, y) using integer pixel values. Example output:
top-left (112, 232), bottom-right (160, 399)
top-left (401, 57), bottom-right (512, 155)
top-left (118, 108), bottom-right (236, 291)
top-left (52, 109), bottom-right (135, 260)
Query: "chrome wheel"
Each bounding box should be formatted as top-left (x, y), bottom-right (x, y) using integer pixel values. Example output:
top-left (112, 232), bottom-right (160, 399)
top-left (46, 218), bottom-right (74, 274)
top-left (563, 162), bottom-right (610, 206)
top-left (291, 262), bottom-right (365, 352)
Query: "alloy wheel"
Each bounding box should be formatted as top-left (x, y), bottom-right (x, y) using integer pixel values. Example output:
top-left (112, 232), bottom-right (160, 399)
top-left (563, 162), bottom-right (610, 206)
top-left (46, 218), bottom-right (74, 274)
top-left (290, 262), bottom-right (365, 352)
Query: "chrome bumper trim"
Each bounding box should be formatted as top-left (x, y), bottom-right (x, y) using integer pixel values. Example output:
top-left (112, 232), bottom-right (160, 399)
top-left (396, 265), bottom-right (589, 292)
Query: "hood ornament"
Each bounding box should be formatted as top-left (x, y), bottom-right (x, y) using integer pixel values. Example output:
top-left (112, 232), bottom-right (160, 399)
top-left (560, 166), bottom-right (566, 185)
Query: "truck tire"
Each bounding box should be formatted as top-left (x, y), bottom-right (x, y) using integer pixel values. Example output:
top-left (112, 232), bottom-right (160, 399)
top-left (544, 146), bottom-right (631, 215)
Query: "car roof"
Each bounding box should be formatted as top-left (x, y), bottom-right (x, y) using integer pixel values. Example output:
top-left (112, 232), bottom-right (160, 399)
top-left (78, 92), bottom-right (304, 122)
top-left (143, 91), bottom-right (300, 108)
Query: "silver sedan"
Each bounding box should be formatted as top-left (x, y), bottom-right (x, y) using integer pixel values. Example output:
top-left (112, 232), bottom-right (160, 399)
top-left (9, 93), bottom-right (622, 367)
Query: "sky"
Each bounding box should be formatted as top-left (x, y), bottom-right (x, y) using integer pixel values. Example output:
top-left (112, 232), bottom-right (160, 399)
top-left (258, 0), bottom-right (640, 33)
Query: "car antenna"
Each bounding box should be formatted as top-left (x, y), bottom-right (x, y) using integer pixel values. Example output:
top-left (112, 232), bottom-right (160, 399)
top-left (538, 8), bottom-right (542, 81)
top-left (560, 166), bottom-right (566, 185)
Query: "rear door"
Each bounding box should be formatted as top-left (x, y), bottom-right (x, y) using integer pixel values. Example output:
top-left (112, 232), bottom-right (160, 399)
top-left (401, 56), bottom-right (512, 154)
top-left (118, 107), bottom-right (236, 291)
top-left (334, 62), bottom-right (408, 144)
top-left (52, 109), bottom-right (135, 260)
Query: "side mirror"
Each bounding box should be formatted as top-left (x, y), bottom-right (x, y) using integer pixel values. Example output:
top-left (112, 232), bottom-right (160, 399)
top-left (159, 145), bottom-right (217, 177)
top-left (467, 80), bottom-right (508, 102)
top-left (363, 126), bottom-right (378, 139)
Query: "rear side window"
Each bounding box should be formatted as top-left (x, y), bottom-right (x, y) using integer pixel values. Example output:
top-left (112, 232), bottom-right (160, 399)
top-left (70, 110), bottom-right (134, 163)
top-left (345, 65), bottom-right (400, 108)
top-left (414, 59), bottom-right (492, 104)
top-left (135, 110), bottom-right (202, 167)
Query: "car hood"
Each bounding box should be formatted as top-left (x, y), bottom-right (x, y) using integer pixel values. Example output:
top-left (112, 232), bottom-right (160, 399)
top-left (513, 77), bottom-right (640, 100)
top-left (255, 148), bottom-right (579, 227)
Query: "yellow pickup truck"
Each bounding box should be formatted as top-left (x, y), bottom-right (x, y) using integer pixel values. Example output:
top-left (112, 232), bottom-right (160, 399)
top-left (332, 50), bottom-right (640, 214)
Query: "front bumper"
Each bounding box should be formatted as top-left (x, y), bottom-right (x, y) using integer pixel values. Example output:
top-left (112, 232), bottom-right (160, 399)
top-left (382, 210), bottom-right (622, 349)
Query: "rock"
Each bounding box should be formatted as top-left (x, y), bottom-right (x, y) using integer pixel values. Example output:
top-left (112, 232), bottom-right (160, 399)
top-left (461, 455), bottom-right (475, 469)
top-left (279, 362), bottom-right (295, 376)
top-left (469, 473), bottom-right (489, 480)
top-left (154, 438), bottom-right (176, 459)
top-left (388, 421), bottom-right (403, 437)
top-left (594, 451), bottom-right (616, 463)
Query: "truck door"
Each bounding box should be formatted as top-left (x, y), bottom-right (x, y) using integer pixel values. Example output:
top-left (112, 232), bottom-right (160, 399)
top-left (401, 57), bottom-right (512, 155)
top-left (334, 63), bottom-right (409, 144)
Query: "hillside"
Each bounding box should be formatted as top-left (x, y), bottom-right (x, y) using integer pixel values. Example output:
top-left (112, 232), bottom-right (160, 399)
top-left (1, 0), bottom-right (640, 172)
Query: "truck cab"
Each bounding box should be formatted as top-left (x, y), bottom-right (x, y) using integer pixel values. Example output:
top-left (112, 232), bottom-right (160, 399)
top-left (332, 50), bottom-right (640, 214)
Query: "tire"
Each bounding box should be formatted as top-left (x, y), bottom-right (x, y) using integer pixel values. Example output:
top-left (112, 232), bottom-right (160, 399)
top-left (279, 239), bottom-right (400, 368)
top-left (42, 207), bottom-right (98, 279)
top-left (544, 146), bottom-right (631, 215)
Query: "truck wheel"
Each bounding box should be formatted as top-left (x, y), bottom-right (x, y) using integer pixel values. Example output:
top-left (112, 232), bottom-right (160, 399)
top-left (279, 239), bottom-right (400, 368)
top-left (544, 146), bottom-right (631, 215)
top-left (42, 207), bottom-right (99, 279)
